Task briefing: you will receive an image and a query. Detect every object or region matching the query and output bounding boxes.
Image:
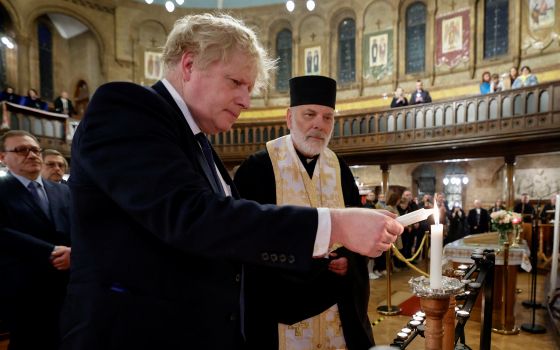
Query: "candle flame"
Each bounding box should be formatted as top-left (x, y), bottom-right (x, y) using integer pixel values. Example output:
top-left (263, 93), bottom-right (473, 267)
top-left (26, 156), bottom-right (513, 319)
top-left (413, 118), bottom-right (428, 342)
top-left (433, 201), bottom-right (440, 225)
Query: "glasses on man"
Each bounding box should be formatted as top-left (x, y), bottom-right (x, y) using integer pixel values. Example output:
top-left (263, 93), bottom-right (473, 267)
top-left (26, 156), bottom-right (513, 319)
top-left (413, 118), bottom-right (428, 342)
top-left (5, 147), bottom-right (43, 156)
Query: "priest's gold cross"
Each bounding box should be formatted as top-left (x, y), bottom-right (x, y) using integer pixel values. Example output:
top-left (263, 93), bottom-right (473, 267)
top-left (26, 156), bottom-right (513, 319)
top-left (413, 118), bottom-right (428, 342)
top-left (288, 321), bottom-right (310, 337)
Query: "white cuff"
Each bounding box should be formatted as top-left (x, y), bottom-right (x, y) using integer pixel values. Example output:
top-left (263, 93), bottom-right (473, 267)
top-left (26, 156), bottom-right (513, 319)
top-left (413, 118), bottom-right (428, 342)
top-left (313, 208), bottom-right (331, 257)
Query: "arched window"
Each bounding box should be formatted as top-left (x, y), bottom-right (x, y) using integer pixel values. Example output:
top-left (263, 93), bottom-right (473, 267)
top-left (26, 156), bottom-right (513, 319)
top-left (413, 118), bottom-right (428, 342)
top-left (405, 2), bottom-right (426, 74)
top-left (484, 0), bottom-right (508, 59)
top-left (275, 29), bottom-right (292, 92)
top-left (38, 21), bottom-right (54, 100)
top-left (338, 18), bottom-right (356, 84)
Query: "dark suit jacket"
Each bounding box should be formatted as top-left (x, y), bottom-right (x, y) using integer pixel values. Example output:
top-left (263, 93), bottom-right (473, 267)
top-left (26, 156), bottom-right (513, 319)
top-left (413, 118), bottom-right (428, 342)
top-left (0, 174), bottom-right (71, 298)
top-left (409, 90), bottom-right (432, 105)
top-left (61, 81), bottom-right (321, 350)
top-left (467, 208), bottom-right (490, 234)
top-left (234, 150), bottom-right (373, 350)
top-left (54, 97), bottom-right (76, 116)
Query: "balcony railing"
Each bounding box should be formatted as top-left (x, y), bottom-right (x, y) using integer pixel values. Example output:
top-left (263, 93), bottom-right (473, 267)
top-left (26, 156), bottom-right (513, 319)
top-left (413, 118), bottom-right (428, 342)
top-left (213, 81), bottom-right (560, 164)
top-left (1, 102), bottom-right (79, 156)
top-left (2, 81), bottom-right (559, 165)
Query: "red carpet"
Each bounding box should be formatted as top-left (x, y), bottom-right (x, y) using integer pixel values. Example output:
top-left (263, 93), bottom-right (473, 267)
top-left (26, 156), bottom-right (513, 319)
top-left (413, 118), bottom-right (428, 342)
top-left (398, 295), bottom-right (421, 316)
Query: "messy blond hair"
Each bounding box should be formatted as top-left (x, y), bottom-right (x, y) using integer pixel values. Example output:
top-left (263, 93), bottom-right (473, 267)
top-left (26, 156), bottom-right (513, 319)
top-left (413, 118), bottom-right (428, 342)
top-left (162, 13), bottom-right (276, 93)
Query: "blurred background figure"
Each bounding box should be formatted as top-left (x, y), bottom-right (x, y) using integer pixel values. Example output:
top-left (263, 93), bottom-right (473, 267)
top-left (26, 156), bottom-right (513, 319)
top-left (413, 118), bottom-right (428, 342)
top-left (512, 65), bottom-right (539, 88)
top-left (479, 71), bottom-right (491, 94)
top-left (41, 149), bottom-right (68, 184)
top-left (390, 87), bottom-right (408, 108)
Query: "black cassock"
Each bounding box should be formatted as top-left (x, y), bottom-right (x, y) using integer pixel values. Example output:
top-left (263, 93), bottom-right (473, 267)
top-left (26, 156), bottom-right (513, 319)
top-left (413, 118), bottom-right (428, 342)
top-left (234, 149), bottom-right (374, 350)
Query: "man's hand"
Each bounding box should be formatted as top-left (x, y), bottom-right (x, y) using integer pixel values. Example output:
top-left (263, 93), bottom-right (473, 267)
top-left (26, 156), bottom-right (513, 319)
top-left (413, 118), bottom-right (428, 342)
top-left (51, 246), bottom-right (71, 270)
top-left (330, 208), bottom-right (403, 258)
top-left (327, 253), bottom-right (348, 276)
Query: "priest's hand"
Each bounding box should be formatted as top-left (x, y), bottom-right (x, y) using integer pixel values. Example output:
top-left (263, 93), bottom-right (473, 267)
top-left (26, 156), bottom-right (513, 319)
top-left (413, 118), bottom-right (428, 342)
top-left (327, 253), bottom-right (348, 276)
top-left (329, 208), bottom-right (403, 258)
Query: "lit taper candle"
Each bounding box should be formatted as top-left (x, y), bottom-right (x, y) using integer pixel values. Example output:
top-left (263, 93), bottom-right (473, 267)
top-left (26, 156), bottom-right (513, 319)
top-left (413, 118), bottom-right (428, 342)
top-left (430, 200), bottom-right (443, 289)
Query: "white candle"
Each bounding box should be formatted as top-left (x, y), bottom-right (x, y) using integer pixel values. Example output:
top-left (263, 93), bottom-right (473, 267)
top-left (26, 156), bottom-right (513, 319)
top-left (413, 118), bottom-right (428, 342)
top-left (396, 208), bottom-right (432, 226)
top-left (549, 194), bottom-right (559, 301)
top-left (430, 201), bottom-right (443, 289)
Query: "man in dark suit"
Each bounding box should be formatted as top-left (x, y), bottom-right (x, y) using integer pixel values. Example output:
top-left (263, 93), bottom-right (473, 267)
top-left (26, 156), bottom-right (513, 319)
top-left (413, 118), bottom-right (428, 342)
top-left (59, 13), bottom-right (403, 350)
top-left (234, 76), bottom-right (374, 350)
top-left (53, 91), bottom-right (76, 116)
top-left (409, 80), bottom-right (432, 105)
top-left (467, 199), bottom-right (490, 234)
top-left (0, 130), bottom-right (71, 350)
top-left (41, 149), bottom-right (68, 183)
top-left (514, 193), bottom-right (535, 223)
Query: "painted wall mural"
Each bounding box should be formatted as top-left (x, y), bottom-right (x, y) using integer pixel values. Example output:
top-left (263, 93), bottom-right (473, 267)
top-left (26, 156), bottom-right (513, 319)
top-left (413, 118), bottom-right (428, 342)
top-left (363, 29), bottom-right (393, 81)
top-left (304, 46), bottom-right (321, 75)
top-left (435, 9), bottom-right (470, 68)
top-left (529, 0), bottom-right (555, 30)
top-left (144, 51), bottom-right (163, 80)
top-left (514, 168), bottom-right (560, 198)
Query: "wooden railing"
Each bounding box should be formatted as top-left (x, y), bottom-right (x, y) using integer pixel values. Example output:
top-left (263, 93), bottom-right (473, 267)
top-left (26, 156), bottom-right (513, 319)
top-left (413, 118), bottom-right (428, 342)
top-left (213, 81), bottom-right (560, 165)
top-left (1, 102), bottom-right (79, 156)
top-left (2, 81), bottom-right (560, 165)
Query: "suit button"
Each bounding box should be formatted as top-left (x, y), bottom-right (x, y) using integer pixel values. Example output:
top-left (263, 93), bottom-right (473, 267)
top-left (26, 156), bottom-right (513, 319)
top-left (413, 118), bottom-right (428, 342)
top-left (261, 252), bottom-right (269, 261)
top-left (288, 255), bottom-right (295, 264)
top-left (235, 274), bottom-right (241, 282)
top-left (270, 253), bottom-right (278, 262)
top-left (279, 254), bottom-right (286, 263)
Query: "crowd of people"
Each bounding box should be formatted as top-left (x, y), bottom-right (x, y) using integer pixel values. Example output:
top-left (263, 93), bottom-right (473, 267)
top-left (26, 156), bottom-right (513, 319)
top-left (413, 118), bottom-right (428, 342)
top-left (363, 191), bottom-right (557, 279)
top-left (388, 65), bottom-right (540, 109)
top-left (0, 87), bottom-right (76, 116)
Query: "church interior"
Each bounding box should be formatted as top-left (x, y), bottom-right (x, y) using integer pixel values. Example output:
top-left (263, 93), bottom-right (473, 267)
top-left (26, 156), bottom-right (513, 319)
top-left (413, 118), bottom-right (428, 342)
top-left (1, 0), bottom-right (559, 349)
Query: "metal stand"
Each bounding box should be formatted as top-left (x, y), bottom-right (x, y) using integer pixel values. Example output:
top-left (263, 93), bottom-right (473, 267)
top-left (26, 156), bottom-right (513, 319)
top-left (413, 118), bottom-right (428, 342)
top-left (378, 249), bottom-right (401, 315)
top-left (521, 207), bottom-right (546, 334)
top-left (492, 242), bottom-right (520, 334)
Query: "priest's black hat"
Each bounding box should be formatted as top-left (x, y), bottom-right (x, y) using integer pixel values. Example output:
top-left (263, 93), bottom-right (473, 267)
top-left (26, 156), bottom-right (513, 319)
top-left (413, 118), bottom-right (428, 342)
top-left (289, 75), bottom-right (337, 109)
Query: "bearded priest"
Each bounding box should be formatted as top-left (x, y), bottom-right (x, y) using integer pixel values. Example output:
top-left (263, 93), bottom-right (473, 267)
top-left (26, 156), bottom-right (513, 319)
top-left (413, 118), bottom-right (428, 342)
top-left (234, 75), bottom-right (374, 350)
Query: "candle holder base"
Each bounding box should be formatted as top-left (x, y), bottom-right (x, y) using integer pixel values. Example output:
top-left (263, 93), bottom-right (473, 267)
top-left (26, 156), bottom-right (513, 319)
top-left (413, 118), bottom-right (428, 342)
top-left (521, 323), bottom-right (546, 334)
top-left (492, 326), bottom-right (520, 335)
top-left (377, 305), bottom-right (401, 315)
top-left (409, 276), bottom-right (465, 350)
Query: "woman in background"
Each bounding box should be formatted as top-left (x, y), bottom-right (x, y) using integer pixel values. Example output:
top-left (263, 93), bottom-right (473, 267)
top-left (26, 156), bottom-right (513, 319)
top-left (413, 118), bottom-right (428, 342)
top-left (512, 65), bottom-right (539, 88)
top-left (390, 87), bottom-right (408, 108)
top-left (480, 71), bottom-right (492, 94)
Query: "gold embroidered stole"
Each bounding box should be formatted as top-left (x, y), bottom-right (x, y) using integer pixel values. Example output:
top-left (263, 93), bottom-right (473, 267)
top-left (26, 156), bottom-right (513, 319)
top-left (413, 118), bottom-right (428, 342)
top-left (266, 135), bottom-right (347, 350)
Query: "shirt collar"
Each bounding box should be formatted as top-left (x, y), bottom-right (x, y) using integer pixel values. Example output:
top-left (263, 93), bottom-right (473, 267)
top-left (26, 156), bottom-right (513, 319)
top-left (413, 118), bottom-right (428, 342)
top-left (161, 78), bottom-right (201, 135)
top-left (10, 171), bottom-right (44, 188)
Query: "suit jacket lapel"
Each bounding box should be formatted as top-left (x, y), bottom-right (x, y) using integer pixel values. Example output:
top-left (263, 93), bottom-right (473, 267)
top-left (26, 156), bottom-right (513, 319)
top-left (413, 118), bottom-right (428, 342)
top-left (6, 174), bottom-right (52, 224)
top-left (150, 81), bottom-right (224, 195)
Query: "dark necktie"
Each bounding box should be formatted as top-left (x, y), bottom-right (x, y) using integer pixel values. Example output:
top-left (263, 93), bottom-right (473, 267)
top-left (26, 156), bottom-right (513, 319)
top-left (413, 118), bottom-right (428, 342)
top-left (195, 133), bottom-right (224, 195)
top-left (28, 181), bottom-right (49, 217)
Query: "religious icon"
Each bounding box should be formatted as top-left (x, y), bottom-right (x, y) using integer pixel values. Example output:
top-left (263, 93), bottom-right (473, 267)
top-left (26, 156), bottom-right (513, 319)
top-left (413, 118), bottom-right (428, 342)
top-left (369, 34), bottom-right (388, 67)
top-left (144, 51), bottom-right (164, 80)
top-left (529, 0), bottom-right (555, 30)
top-left (304, 46), bottom-right (321, 75)
top-left (442, 16), bottom-right (462, 53)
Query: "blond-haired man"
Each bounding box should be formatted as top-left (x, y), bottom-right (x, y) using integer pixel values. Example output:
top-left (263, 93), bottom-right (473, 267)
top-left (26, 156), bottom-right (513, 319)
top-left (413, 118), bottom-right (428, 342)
top-left (61, 14), bottom-right (402, 350)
